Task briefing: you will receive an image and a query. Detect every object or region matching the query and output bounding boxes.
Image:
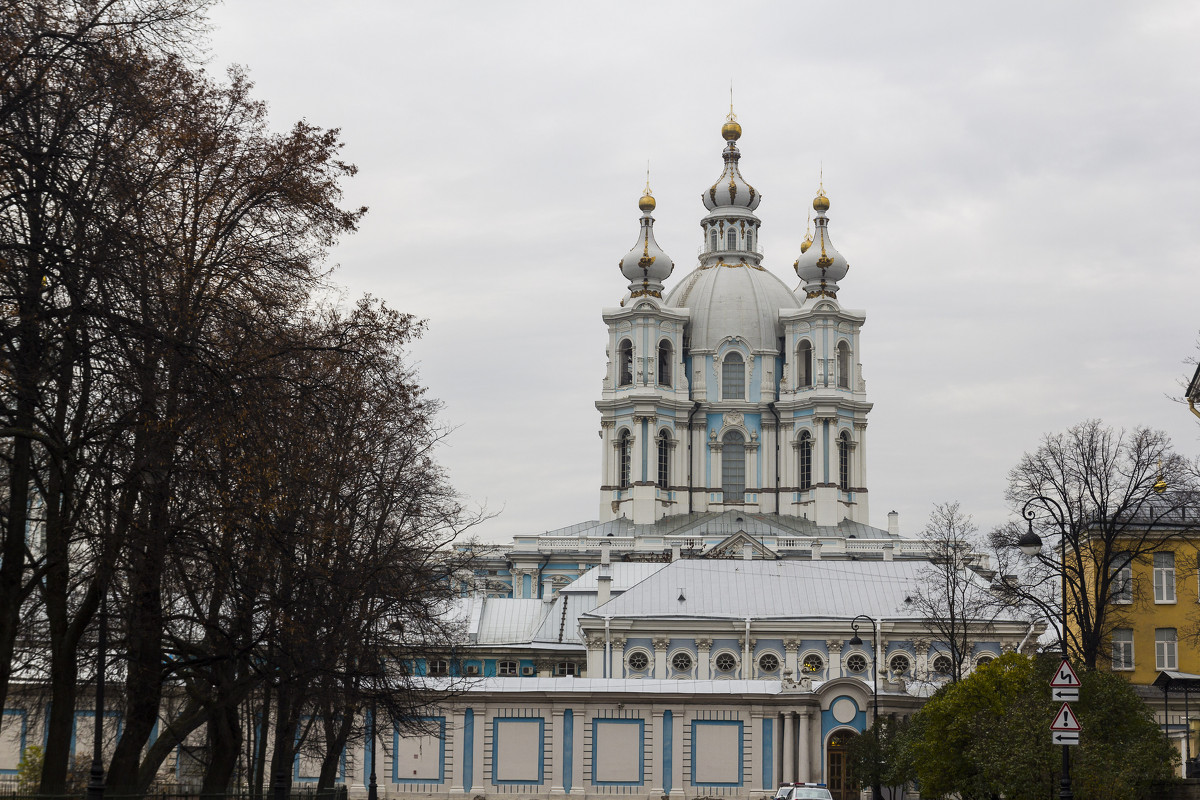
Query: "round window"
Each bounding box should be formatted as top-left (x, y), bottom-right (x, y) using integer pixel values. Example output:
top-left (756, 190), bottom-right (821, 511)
top-left (758, 653), bottom-right (780, 673)
top-left (715, 652), bottom-right (737, 672)
top-left (802, 654), bottom-right (824, 674)
top-left (628, 651), bottom-right (649, 671)
top-left (976, 655), bottom-right (994, 667)
top-left (933, 655), bottom-right (953, 675)
top-left (846, 653), bottom-right (868, 673)
top-left (888, 654), bottom-right (910, 675)
top-left (671, 651), bottom-right (693, 671)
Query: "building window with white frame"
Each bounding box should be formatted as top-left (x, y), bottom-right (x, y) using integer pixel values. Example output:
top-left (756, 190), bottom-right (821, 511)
top-left (1154, 551), bottom-right (1176, 603)
top-left (798, 340), bottom-right (813, 387)
top-left (1156, 628), bottom-right (1177, 670)
top-left (722, 352), bottom-right (745, 399)
top-left (618, 430), bottom-right (631, 489)
top-left (658, 340), bottom-right (672, 386)
top-left (498, 660), bottom-right (518, 676)
top-left (657, 430), bottom-right (670, 489)
top-left (799, 431), bottom-right (812, 491)
top-left (746, 229), bottom-right (754, 251)
top-left (1112, 629), bottom-right (1134, 671)
top-left (722, 430), bottom-right (745, 502)
top-left (1111, 551), bottom-right (1133, 604)
top-left (726, 230), bottom-right (737, 249)
top-left (618, 339), bottom-right (633, 386)
top-left (710, 229), bottom-right (718, 251)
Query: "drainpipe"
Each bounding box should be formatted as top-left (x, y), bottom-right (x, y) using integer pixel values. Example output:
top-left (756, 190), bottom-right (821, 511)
top-left (874, 618), bottom-right (883, 685)
top-left (686, 401), bottom-right (701, 514)
top-left (768, 402), bottom-right (781, 516)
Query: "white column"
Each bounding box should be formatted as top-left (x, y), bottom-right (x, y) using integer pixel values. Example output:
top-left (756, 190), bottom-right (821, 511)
top-left (586, 636), bottom-right (604, 678)
top-left (653, 637), bottom-right (669, 677)
top-left (449, 708), bottom-right (466, 793)
top-left (569, 708), bottom-right (586, 796)
top-left (649, 709), bottom-right (664, 793)
top-left (550, 708), bottom-right (566, 794)
top-left (670, 710), bottom-right (685, 799)
top-left (473, 707), bottom-right (488, 792)
top-left (798, 710), bottom-right (812, 783)
top-left (782, 711), bottom-right (795, 782)
top-left (784, 639), bottom-right (800, 681)
top-left (612, 637), bottom-right (626, 679)
top-left (827, 641), bottom-right (844, 679)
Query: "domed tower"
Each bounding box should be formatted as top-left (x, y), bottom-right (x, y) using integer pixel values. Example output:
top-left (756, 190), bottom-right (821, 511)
top-left (598, 117), bottom-right (873, 527)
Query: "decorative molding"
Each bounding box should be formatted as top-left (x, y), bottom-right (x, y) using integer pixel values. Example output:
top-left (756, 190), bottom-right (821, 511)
top-left (826, 640), bottom-right (845, 654)
top-left (784, 638), bottom-right (801, 653)
top-left (653, 637), bottom-right (671, 652)
top-left (695, 637), bottom-right (713, 650)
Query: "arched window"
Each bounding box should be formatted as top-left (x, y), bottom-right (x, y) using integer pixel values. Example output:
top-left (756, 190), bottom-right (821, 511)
top-left (722, 430), bottom-right (745, 502)
top-left (798, 340), bottom-right (813, 387)
top-left (618, 339), bottom-right (633, 386)
top-left (726, 230), bottom-right (737, 249)
top-left (658, 340), bottom-right (672, 386)
top-left (657, 430), bottom-right (670, 489)
top-left (837, 341), bottom-right (851, 389)
top-left (799, 431), bottom-right (812, 491)
top-left (838, 431), bottom-right (851, 491)
top-left (746, 230), bottom-right (754, 251)
top-left (618, 430), bottom-right (632, 489)
top-left (709, 229), bottom-right (719, 251)
top-left (722, 352), bottom-right (745, 399)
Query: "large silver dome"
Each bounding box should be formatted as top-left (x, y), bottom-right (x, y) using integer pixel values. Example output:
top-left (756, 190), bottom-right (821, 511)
top-left (664, 263), bottom-right (800, 352)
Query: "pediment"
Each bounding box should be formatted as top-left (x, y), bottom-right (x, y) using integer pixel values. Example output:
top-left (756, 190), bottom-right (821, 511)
top-left (702, 530), bottom-right (778, 560)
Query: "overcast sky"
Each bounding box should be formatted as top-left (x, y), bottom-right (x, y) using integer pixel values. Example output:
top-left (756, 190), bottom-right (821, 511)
top-left (206, 1), bottom-right (1200, 543)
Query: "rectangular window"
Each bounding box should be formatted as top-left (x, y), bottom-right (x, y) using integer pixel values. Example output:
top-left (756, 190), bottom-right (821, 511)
top-left (1112, 629), bottom-right (1134, 671)
top-left (1154, 551), bottom-right (1176, 603)
top-left (726, 230), bottom-right (737, 249)
top-left (1111, 552), bottom-right (1132, 604)
top-left (722, 357), bottom-right (745, 399)
top-left (1156, 628), bottom-right (1177, 670)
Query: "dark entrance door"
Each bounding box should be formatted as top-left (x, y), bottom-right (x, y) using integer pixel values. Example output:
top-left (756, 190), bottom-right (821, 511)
top-left (826, 729), bottom-right (859, 800)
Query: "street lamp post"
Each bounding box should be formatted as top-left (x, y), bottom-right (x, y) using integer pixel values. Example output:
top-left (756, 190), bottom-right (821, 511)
top-left (1016, 495), bottom-right (1073, 800)
top-left (85, 593), bottom-right (107, 800)
top-left (848, 614), bottom-right (882, 800)
top-left (367, 695), bottom-right (378, 800)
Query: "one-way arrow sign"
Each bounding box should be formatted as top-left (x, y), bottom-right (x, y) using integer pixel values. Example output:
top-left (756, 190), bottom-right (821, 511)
top-left (1052, 687), bottom-right (1080, 702)
top-left (1053, 731), bottom-right (1080, 746)
top-left (1050, 660), bottom-right (1081, 688)
top-left (1051, 703), bottom-right (1082, 732)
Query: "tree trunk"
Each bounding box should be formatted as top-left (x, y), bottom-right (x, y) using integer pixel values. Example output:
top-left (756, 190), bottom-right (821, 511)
top-left (201, 703), bottom-right (242, 798)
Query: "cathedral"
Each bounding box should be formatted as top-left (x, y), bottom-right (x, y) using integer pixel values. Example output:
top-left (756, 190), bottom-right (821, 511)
top-left (0, 115), bottom-right (1037, 799)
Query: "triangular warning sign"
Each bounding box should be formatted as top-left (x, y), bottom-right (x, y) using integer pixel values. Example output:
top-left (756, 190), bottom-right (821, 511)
top-left (1050, 660), bottom-right (1081, 688)
top-left (1051, 703), bottom-right (1082, 732)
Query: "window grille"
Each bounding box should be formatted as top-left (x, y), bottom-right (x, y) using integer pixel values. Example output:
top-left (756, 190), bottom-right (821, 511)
top-left (628, 651), bottom-right (649, 671)
top-left (618, 430), bottom-right (631, 489)
top-left (846, 654), bottom-right (868, 673)
top-left (838, 432), bottom-right (851, 491)
top-left (1154, 551), bottom-right (1176, 603)
top-left (932, 655), bottom-right (953, 675)
top-left (715, 652), bottom-right (737, 673)
top-left (799, 432), bottom-right (812, 490)
top-left (671, 652), bottom-right (693, 671)
top-left (802, 654), bottom-right (824, 675)
top-left (722, 352), bottom-right (745, 399)
top-left (758, 653), bottom-right (779, 672)
top-left (722, 431), bottom-right (745, 502)
top-left (889, 654), bottom-right (910, 675)
top-left (657, 431), bottom-right (670, 489)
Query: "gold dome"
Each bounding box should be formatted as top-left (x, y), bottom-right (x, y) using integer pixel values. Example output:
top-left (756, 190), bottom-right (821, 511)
top-left (722, 120), bottom-right (742, 141)
top-left (813, 190), bottom-right (830, 212)
top-left (638, 192), bottom-right (656, 212)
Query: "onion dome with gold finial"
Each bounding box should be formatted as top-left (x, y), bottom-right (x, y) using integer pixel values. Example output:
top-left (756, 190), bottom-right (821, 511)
top-left (619, 178), bottom-right (674, 300)
top-left (703, 110), bottom-right (761, 212)
top-left (794, 183), bottom-right (849, 299)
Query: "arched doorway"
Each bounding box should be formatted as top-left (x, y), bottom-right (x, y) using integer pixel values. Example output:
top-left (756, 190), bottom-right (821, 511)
top-left (826, 729), bottom-right (859, 800)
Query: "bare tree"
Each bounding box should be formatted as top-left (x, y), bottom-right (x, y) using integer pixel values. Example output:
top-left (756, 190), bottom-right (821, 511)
top-left (908, 502), bottom-right (1014, 683)
top-left (991, 420), bottom-right (1200, 670)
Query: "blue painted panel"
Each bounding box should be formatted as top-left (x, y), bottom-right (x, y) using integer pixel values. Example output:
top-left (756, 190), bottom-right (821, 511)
top-left (392, 716), bottom-right (446, 784)
top-left (762, 718), bottom-right (774, 789)
top-left (491, 717), bottom-right (545, 786)
top-left (663, 710), bottom-right (673, 794)
top-left (1, 710), bottom-right (27, 775)
top-left (690, 720), bottom-right (743, 787)
top-left (464, 709), bottom-right (475, 791)
top-left (819, 697), bottom-right (865, 776)
top-left (522, 574), bottom-right (532, 598)
top-left (591, 718), bottom-right (645, 786)
top-left (563, 709), bottom-right (574, 792)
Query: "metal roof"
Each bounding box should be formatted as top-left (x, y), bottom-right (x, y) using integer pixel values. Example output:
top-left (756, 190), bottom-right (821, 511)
top-left (474, 599), bottom-right (550, 644)
top-left (582, 558), bottom-right (1018, 622)
top-left (533, 510), bottom-right (896, 541)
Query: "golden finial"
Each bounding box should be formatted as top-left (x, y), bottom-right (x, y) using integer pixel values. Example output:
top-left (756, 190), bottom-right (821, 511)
top-left (1154, 459), bottom-right (1168, 494)
top-left (813, 164), bottom-right (829, 212)
top-left (638, 161), bottom-right (656, 212)
top-left (722, 81), bottom-right (742, 141)
top-left (800, 211), bottom-right (813, 253)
